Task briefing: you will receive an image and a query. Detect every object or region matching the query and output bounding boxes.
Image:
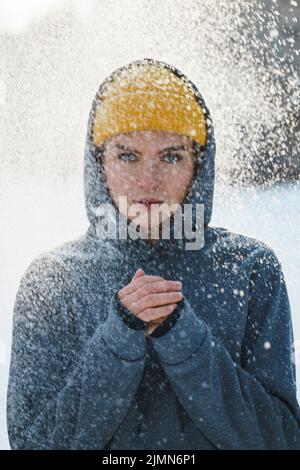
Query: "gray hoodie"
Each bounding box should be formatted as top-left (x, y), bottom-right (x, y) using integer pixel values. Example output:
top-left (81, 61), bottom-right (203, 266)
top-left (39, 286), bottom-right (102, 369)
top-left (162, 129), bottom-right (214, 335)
top-left (6, 59), bottom-right (300, 449)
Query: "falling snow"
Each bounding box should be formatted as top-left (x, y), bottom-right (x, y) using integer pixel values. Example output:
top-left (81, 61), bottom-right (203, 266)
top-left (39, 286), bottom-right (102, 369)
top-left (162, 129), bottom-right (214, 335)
top-left (1, 0), bottom-right (300, 451)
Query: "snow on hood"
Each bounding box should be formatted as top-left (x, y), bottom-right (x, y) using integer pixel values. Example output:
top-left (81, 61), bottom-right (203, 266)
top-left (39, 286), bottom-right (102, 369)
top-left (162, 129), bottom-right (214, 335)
top-left (83, 58), bottom-right (216, 244)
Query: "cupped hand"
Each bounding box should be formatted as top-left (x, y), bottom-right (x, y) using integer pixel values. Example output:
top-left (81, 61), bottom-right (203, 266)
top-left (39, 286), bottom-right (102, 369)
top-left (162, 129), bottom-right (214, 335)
top-left (117, 268), bottom-right (183, 335)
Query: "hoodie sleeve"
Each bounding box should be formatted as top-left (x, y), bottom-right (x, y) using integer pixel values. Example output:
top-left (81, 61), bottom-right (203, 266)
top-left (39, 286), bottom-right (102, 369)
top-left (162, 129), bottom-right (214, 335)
top-left (150, 247), bottom-right (300, 449)
top-left (6, 256), bottom-right (147, 450)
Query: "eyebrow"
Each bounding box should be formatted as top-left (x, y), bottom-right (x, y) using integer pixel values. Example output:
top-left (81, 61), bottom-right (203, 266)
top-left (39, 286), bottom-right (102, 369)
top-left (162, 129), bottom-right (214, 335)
top-left (114, 144), bottom-right (190, 154)
top-left (115, 144), bottom-right (142, 154)
top-left (158, 145), bottom-right (189, 154)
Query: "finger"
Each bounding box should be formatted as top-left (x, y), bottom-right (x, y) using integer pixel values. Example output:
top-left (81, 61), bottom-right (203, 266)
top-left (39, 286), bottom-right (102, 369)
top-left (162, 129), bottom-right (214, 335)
top-left (117, 270), bottom-right (145, 301)
top-left (154, 316), bottom-right (167, 324)
top-left (125, 280), bottom-right (182, 306)
top-left (132, 268), bottom-right (145, 281)
top-left (138, 304), bottom-right (177, 323)
top-left (134, 280), bottom-right (182, 299)
top-left (146, 315), bottom-right (169, 336)
top-left (148, 316), bottom-right (166, 326)
top-left (118, 274), bottom-right (166, 299)
top-left (135, 291), bottom-right (182, 315)
top-left (146, 323), bottom-right (161, 336)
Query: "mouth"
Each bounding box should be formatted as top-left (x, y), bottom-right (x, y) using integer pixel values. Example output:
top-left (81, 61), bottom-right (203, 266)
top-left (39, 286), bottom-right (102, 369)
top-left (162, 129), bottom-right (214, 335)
top-left (135, 199), bottom-right (164, 208)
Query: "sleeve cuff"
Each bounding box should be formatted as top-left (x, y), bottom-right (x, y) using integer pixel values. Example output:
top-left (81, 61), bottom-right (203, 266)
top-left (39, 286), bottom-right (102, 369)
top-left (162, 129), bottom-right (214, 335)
top-left (151, 299), bottom-right (207, 364)
top-left (114, 293), bottom-right (148, 331)
top-left (101, 293), bottom-right (147, 361)
top-left (150, 298), bottom-right (184, 337)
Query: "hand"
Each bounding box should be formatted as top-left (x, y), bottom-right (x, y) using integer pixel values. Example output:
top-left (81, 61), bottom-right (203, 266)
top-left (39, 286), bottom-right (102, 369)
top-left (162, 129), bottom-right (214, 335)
top-left (117, 268), bottom-right (183, 335)
top-left (133, 270), bottom-right (178, 336)
top-left (131, 270), bottom-right (176, 336)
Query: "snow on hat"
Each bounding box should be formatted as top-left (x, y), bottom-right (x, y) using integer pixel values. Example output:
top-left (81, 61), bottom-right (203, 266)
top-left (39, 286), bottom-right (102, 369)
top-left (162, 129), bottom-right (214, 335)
top-left (92, 59), bottom-right (207, 149)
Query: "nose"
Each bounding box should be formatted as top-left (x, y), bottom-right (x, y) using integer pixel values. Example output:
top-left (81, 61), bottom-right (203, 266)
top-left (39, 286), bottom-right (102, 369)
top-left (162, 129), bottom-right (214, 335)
top-left (137, 160), bottom-right (160, 190)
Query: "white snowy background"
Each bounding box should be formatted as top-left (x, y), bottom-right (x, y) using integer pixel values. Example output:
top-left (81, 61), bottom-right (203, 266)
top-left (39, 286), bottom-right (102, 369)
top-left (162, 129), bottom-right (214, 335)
top-left (0, 0), bottom-right (299, 449)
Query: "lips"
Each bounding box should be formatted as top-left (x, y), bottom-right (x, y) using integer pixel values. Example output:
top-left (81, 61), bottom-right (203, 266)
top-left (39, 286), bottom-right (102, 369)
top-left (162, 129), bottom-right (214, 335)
top-left (135, 199), bottom-right (163, 207)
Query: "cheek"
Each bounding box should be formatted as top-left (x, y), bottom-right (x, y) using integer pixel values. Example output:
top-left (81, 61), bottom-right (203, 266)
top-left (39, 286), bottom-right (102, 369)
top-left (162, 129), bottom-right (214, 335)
top-left (178, 171), bottom-right (194, 186)
top-left (162, 166), bottom-right (194, 195)
top-left (104, 167), bottom-right (136, 198)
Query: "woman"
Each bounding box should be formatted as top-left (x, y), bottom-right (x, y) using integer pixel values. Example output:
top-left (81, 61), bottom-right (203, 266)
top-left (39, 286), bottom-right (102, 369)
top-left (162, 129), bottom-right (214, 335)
top-left (7, 58), bottom-right (300, 449)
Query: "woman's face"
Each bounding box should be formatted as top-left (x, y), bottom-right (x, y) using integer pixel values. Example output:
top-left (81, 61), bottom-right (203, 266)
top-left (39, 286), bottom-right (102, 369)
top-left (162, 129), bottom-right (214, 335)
top-left (102, 130), bottom-right (196, 231)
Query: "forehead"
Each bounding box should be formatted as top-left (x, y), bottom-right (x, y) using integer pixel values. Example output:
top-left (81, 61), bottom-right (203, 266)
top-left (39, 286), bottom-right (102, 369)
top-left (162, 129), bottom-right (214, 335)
top-left (105, 130), bottom-right (194, 150)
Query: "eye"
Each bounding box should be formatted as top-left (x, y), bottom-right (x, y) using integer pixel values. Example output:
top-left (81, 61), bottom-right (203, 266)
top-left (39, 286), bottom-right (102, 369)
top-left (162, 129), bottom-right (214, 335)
top-left (118, 153), bottom-right (138, 162)
top-left (162, 153), bottom-right (183, 164)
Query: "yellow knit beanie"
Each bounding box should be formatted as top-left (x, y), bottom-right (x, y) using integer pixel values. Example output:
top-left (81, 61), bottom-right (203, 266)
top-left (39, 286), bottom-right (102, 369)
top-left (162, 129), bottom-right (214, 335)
top-left (92, 60), bottom-right (207, 149)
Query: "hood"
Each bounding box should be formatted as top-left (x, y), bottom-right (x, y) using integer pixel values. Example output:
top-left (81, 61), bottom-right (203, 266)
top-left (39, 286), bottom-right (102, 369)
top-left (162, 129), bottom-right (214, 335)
top-left (83, 58), bottom-right (216, 252)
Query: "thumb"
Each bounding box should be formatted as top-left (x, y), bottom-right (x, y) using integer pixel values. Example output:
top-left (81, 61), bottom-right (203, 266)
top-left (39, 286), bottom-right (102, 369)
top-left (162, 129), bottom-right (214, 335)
top-left (132, 268), bottom-right (145, 280)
